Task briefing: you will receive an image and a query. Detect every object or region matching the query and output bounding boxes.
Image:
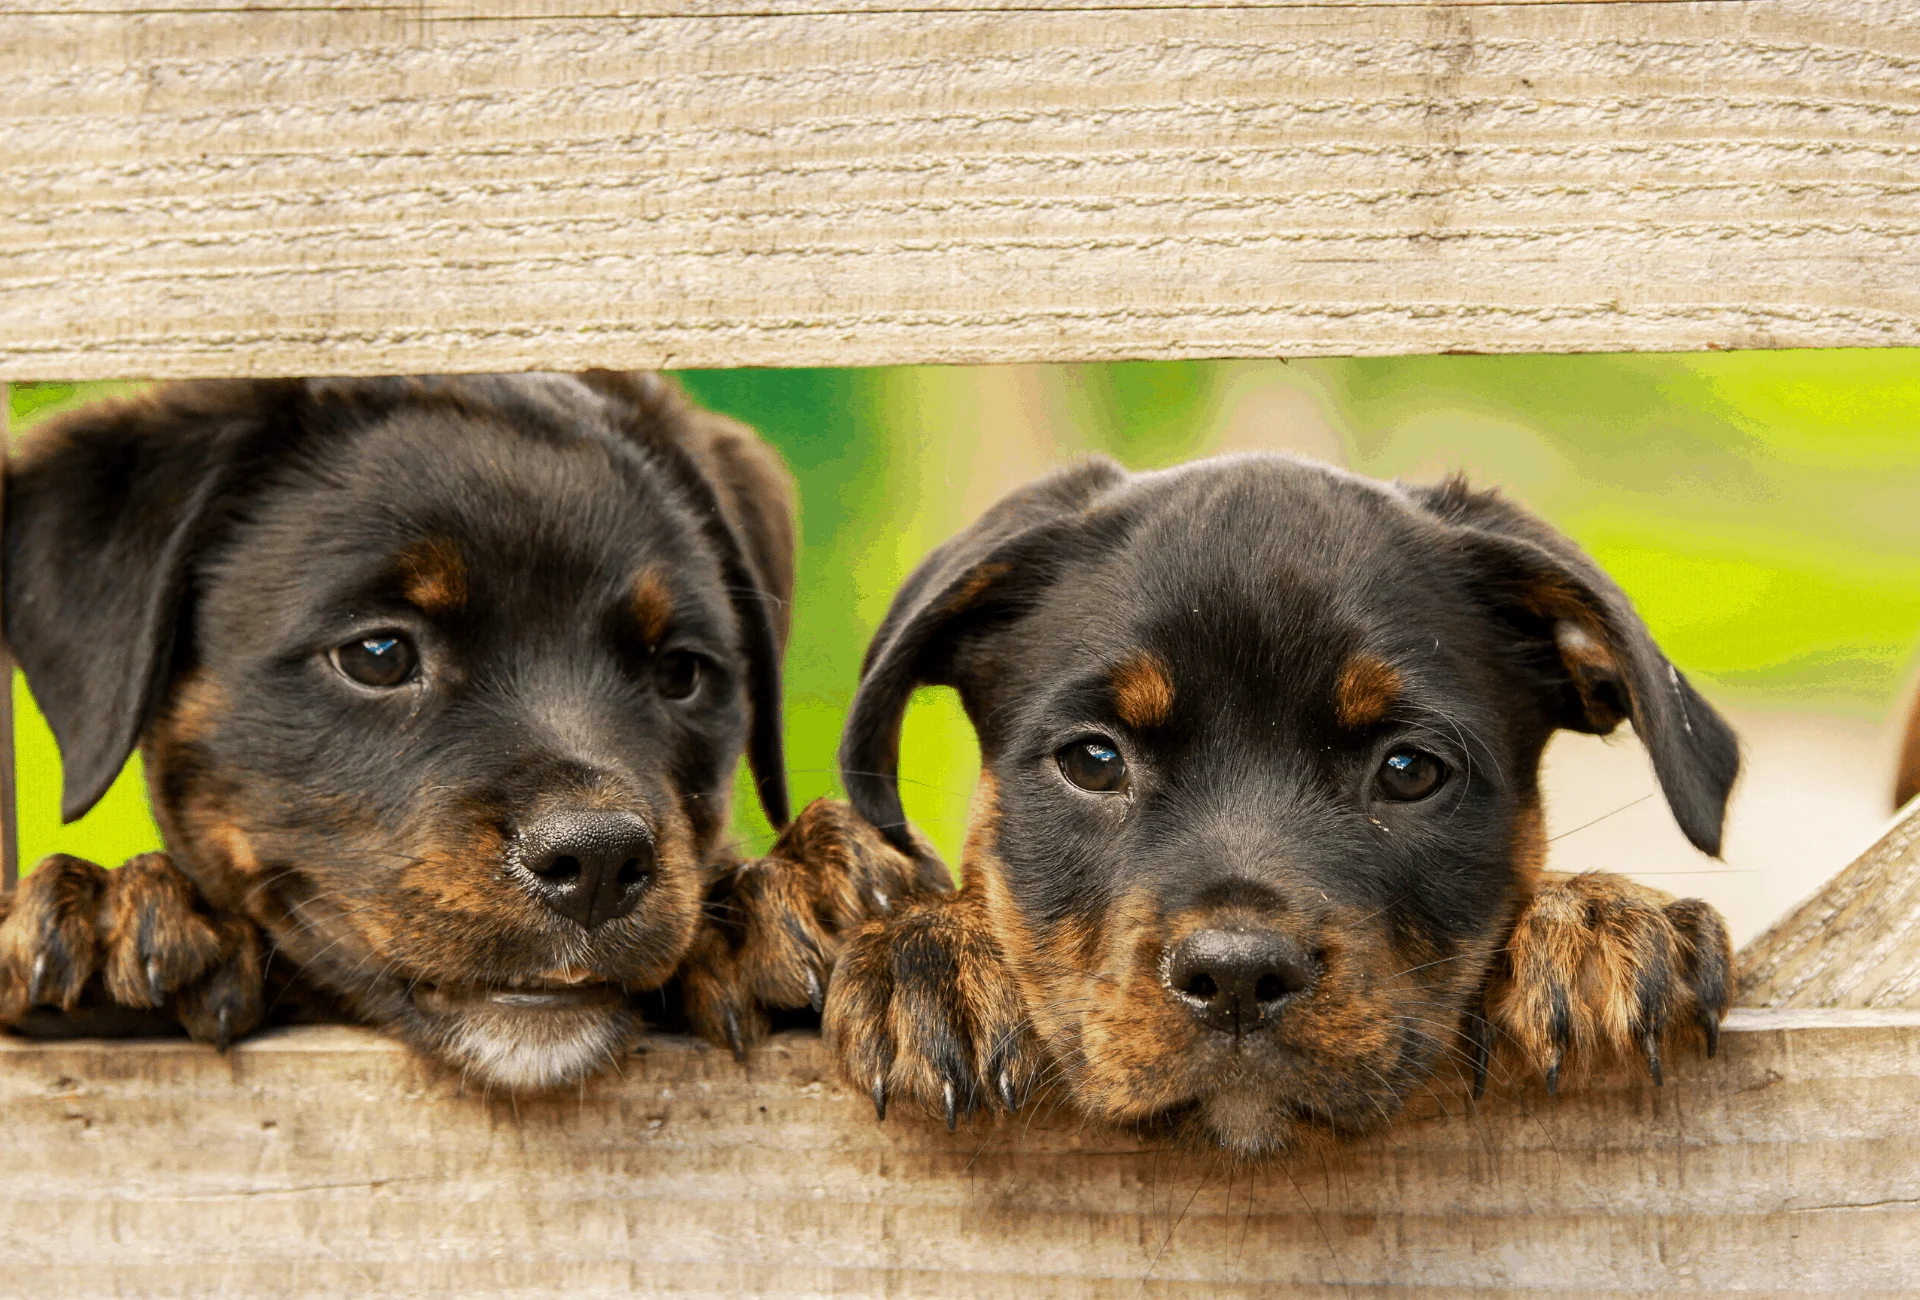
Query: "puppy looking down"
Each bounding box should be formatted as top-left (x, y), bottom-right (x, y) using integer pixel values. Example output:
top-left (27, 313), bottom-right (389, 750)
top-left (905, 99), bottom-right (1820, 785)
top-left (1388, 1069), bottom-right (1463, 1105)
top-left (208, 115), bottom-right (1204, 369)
top-left (0, 373), bottom-right (882, 1086)
top-left (820, 454), bottom-right (1738, 1154)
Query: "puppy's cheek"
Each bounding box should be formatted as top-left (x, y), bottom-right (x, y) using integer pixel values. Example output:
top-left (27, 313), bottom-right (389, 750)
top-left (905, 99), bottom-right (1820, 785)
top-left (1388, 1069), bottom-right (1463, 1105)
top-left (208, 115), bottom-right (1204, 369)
top-left (143, 742), bottom-right (266, 921)
top-left (1072, 996), bottom-right (1206, 1122)
top-left (1291, 918), bottom-right (1499, 1128)
top-left (1290, 926), bottom-right (1407, 1061)
top-left (1046, 906), bottom-right (1208, 1124)
top-left (398, 823), bottom-right (513, 920)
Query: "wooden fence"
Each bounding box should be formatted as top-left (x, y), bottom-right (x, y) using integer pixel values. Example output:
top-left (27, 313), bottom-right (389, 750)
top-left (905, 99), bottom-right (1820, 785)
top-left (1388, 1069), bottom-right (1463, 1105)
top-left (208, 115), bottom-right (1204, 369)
top-left (4, 2), bottom-right (1919, 1294)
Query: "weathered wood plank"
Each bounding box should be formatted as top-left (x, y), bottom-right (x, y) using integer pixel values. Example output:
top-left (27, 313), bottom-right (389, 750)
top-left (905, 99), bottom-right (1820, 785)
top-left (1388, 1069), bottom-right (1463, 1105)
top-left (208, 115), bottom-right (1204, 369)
top-left (4, 0), bottom-right (1916, 378)
top-left (1741, 802), bottom-right (1920, 1009)
top-left (2, 1012), bottom-right (1917, 1297)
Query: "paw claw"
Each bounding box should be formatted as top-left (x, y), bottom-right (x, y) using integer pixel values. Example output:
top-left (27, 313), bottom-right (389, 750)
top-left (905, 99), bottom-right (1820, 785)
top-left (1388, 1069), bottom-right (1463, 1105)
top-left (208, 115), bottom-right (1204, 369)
top-left (872, 889), bottom-right (890, 915)
top-left (1544, 1059), bottom-right (1561, 1099)
top-left (1464, 1009), bottom-right (1493, 1101)
top-left (1700, 1007), bottom-right (1720, 1059)
top-left (146, 957), bottom-right (165, 1008)
top-left (723, 1006), bottom-right (746, 1063)
top-left (1644, 1032), bottom-right (1664, 1087)
top-left (28, 953), bottom-right (49, 1007)
top-left (998, 1066), bottom-right (1019, 1113)
top-left (871, 1075), bottom-right (888, 1122)
top-left (216, 1005), bottom-right (232, 1055)
top-left (804, 967), bottom-right (824, 1015)
top-left (942, 1078), bottom-right (958, 1132)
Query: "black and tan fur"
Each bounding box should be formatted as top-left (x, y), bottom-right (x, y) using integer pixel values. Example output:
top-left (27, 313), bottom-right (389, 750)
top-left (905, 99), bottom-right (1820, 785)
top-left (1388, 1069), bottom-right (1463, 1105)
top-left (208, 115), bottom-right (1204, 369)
top-left (0, 373), bottom-right (894, 1085)
top-left (818, 454), bottom-right (1738, 1154)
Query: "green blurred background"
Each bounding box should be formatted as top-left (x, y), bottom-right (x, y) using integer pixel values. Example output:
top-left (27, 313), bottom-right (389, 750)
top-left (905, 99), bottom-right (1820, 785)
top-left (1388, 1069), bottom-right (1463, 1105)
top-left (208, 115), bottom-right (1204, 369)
top-left (11, 350), bottom-right (1920, 874)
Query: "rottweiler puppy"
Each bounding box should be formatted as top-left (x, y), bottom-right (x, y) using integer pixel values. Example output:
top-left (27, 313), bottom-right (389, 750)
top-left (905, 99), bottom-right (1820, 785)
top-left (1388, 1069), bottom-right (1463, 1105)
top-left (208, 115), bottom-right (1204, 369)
top-left (818, 454), bottom-right (1738, 1154)
top-left (0, 373), bottom-right (912, 1086)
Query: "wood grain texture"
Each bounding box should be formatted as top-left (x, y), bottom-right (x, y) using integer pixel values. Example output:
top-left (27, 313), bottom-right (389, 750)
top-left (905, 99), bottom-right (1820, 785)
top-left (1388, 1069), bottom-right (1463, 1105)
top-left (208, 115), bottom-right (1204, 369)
top-left (4, 0), bottom-right (1917, 378)
top-left (1741, 802), bottom-right (1920, 1009)
top-left (0, 1012), bottom-right (1916, 1297)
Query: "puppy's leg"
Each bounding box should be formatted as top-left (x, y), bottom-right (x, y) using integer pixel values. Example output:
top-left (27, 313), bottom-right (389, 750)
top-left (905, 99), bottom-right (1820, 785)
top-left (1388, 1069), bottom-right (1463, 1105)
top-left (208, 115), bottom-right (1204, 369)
top-left (824, 890), bottom-right (1044, 1130)
top-left (682, 798), bottom-right (950, 1058)
top-left (1485, 871), bottom-right (1732, 1096)
top-left (0, 851), bottom-right (265, 1047)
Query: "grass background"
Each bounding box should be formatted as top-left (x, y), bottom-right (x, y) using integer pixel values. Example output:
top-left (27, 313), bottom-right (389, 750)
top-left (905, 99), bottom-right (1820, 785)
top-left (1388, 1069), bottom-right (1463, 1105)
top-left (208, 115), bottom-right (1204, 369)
top-left (11, 349), bottom-right (1920, 871)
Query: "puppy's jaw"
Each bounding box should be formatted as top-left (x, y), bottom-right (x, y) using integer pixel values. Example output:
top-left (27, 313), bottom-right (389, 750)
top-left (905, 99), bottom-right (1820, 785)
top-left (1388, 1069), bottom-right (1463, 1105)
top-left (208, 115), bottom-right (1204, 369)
top-left (1197, 1086), bottom-right (1297, 1158)
top-left (973, 781), bottom-right (1505, 1154)
top-left (147, 698), bottom-right (712, 1087)
top-left (408, 995), bottom-right (647, 1090)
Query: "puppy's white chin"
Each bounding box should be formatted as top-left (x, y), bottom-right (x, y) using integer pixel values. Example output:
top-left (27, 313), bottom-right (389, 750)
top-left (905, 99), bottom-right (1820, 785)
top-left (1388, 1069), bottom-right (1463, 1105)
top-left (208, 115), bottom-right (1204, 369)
top-left (1200, 1086), bottom-right (1294, 1157)
top-left (440, 1006), bottom-right (642, 1089)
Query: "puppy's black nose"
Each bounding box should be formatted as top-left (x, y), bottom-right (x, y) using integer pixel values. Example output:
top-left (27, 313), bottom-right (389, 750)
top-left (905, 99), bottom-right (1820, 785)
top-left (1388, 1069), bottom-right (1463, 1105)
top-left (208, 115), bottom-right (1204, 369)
top-left (513, 809), bottom-right (655, 930)
top-left (1166, 929), bottom-right (1316, 1036)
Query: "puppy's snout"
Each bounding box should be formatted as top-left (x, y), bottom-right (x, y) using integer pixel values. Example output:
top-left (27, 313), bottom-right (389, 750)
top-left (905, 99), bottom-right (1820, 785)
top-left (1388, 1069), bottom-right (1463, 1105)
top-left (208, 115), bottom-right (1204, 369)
top-left (1166, 929), bottom-right (1316, 1036)
top-left (513, 809), bottom-right (655, 930)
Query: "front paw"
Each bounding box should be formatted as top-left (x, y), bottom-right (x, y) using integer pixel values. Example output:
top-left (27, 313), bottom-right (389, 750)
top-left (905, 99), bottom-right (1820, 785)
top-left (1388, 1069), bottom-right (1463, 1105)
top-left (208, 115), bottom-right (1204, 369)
top-left (0, 855), bottom-right (107, 1019)
top-left (1485, 871), bottom-right (1732, 1096)
top-left (682, 798), bottom-right (951, 1058)
top-left (0, 852), bottom-right (265, 1048)
top-left (822, 896), bottom-right (1042, 1130)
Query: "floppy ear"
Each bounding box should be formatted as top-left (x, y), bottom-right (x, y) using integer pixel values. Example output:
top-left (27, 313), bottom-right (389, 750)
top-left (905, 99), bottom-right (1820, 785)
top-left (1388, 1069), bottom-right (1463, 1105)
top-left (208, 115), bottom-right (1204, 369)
top-left (1412, 477), bottom-right (1741, 857)
top-left (840, 458), bottom-right (1131, 859)
top-left (677, 408), bottom-right (797, 654)
top-left (3, 382), bottom-right (286, 823)
top-left (582, 371), bottom-right (797, 830)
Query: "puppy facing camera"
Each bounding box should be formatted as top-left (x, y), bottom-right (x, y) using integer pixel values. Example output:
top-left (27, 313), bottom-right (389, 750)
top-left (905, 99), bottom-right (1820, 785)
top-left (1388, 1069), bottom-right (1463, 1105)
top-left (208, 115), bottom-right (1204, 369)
top-left (0, 373), bottom-right (898, 1087)
top-left (819, 453), bottom-right (1738, 1155)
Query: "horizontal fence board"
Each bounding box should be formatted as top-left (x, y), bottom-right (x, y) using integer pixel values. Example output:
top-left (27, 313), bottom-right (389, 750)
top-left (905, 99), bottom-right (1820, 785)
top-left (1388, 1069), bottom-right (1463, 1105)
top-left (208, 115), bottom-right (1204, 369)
top-left (2, 1011), bottom-right (1919, 1297)
top-left (2, 0), bottom-right (1917, 377)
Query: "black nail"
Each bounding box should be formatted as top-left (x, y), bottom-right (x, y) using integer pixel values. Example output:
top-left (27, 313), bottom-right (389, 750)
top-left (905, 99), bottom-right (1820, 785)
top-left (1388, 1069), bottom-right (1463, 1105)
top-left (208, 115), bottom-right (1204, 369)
top-left (147, 957), bottom-right (165, 1008)
top-left (805, 968), bottom-right (824, 1015)
top-left (871, 1075), bottom-right (888, 1121)
top-left (1544, 1059), bottom-right (1561, 1099)
top-left (943, 1078), bottom-right (958, 1132)
top-left (724, 1007), bottom-right (746, 1063)
top-left (1699, 1009), bottom-right (1720, 1059)
top-left (216, 1005), bottom-right (232, 1054)
top-left (1644, 1033), bottom-right (1664, 1087)
top-left (998, 1067), bottom-right (1019, 1113)
top-left (1465, 1011), bottom-right (1493, 1101)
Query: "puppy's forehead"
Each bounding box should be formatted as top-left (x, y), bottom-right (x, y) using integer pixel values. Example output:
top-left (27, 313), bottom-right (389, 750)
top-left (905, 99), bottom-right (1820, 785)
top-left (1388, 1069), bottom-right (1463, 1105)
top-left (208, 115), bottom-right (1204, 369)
top-left (223, 399), bottom-right (726, 631)
top-left (1036, 460), bottom-right (1439, 691)
top-left (329, 404), bottom-right (698, 557)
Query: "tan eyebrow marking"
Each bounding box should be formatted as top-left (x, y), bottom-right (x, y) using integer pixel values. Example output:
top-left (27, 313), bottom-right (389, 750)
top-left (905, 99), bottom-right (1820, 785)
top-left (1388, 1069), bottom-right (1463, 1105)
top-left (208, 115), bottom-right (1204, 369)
top-left (1111, 649), bottom-right (1175, 729)
top-left (1334, 653), bottom-right (1403, 729)
top-left (631, 568), bottom-right (674, 644)
top-left (397, 538), bottom-right (468, 615)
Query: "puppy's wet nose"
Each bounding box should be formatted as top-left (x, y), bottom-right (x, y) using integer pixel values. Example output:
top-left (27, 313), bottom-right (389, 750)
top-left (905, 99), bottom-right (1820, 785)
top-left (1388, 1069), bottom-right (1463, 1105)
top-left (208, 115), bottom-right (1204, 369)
top-left (1166, 929), bottom-right (1315, 1036)
top-left (513, 809), bottom-right (655, 929)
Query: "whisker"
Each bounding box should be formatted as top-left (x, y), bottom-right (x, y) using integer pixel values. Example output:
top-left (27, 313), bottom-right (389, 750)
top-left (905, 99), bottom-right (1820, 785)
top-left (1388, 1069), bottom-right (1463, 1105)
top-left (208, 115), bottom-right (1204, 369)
top-left (1548, 793), bottom-right (1654, 843)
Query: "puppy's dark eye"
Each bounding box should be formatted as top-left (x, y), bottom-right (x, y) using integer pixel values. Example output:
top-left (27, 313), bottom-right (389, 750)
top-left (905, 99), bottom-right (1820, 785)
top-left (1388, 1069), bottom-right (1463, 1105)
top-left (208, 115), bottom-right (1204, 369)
top-left (1058, 738), bottom-right (1128, 794)
top-left (655, 651), bottom-right (701, 700)
top-left (332, 633), bottom-right (418, 688)
top-left (1377, 749), bottom-right (1447, 801)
